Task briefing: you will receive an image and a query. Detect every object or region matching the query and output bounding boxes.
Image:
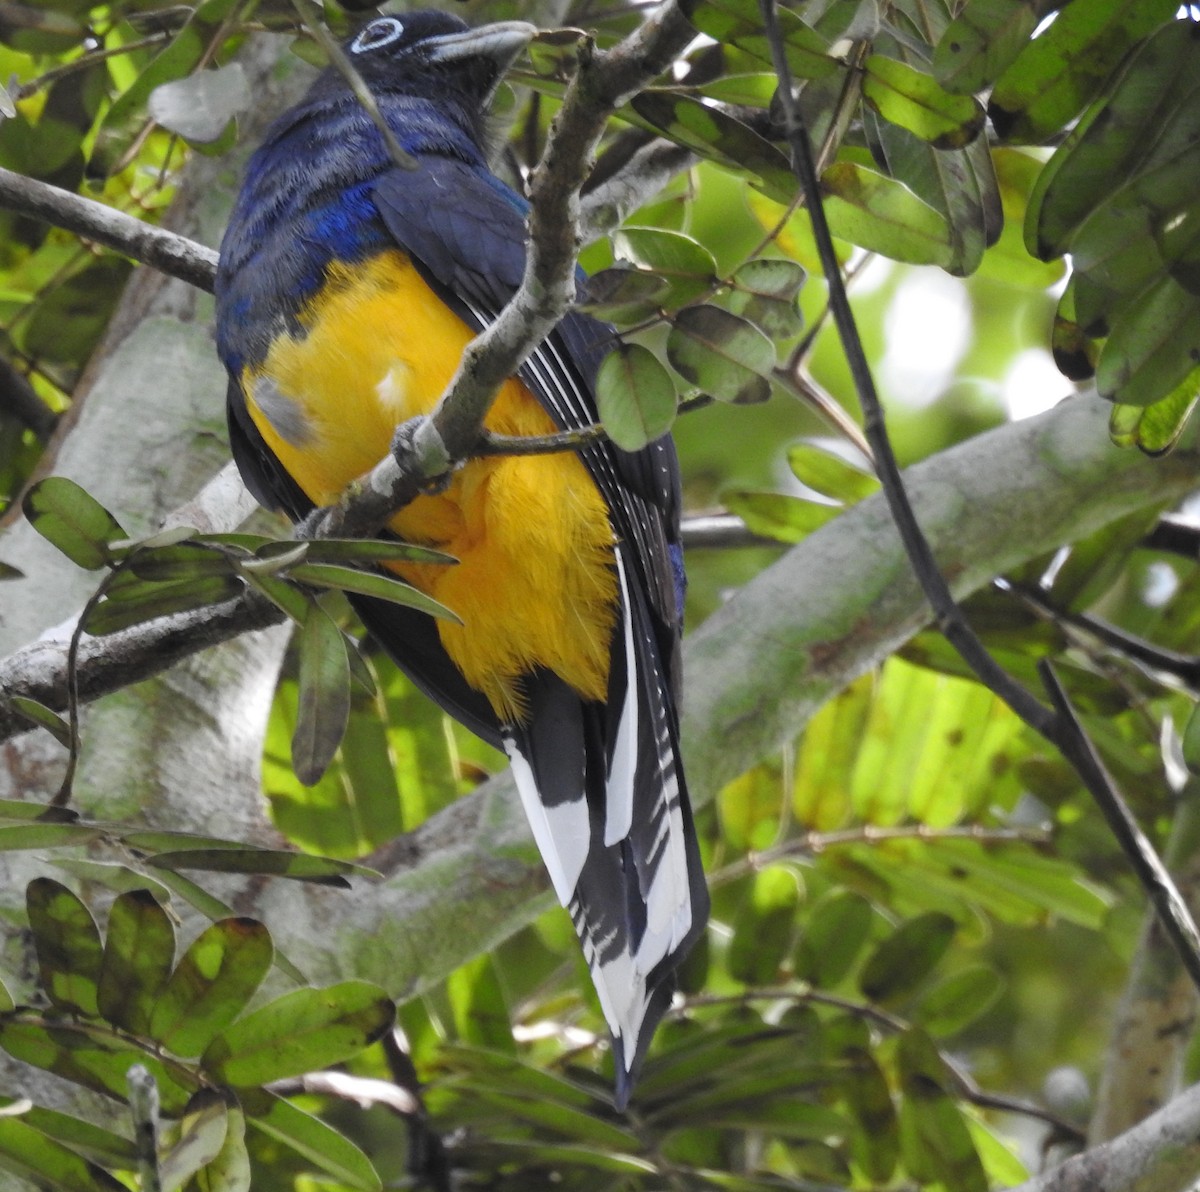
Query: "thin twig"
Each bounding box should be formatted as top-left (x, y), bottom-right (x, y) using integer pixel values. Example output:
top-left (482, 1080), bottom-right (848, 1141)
top-left (1039, 661), bottom-right (1200, 993)
top-left (473, 424), bottom-right (607, 458)
top-left (712, 823), bottom-right (1054, 887)
top-left (127, 1064), bottom-right (162, 1192)
top-left (1009, 580), bottom-right (1200, 690)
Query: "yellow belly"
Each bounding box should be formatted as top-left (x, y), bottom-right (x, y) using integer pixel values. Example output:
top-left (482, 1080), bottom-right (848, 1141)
top-left (242, 251), bottom-right (616, 722)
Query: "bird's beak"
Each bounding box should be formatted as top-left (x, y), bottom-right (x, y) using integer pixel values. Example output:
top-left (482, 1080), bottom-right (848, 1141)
top-left (424, 20), bottom-right (538, 71)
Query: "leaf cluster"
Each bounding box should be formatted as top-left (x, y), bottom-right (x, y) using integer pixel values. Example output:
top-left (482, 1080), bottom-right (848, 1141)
top-left (0, 878), bottom-right (393, 1191)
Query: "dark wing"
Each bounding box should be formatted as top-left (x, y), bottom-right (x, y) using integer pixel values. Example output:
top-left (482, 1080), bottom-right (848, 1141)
top-left (373, 159), bottom-right (708, 1102)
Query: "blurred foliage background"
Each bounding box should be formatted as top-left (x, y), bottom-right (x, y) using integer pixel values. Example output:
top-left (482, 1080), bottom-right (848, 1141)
top-left (2, 0), bottom-right (1200, 1189)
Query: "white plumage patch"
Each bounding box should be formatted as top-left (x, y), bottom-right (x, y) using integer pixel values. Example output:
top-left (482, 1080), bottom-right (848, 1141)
top-left (604, 554), bottom-right (638, 848)
top-left (504, 736), bottom-right (590, 906)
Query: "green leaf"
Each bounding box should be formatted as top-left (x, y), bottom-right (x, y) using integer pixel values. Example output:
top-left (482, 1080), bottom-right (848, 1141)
top-left (581, 267), bottom-right (671, 322)
top-left (1095, 278), bottom-right (1200, 407)
top-left (821, 162), bottom-right (954, 267)
top-left (1109, 374), bottom-right (1200, 455)
top-left (596, 342), bottom-right (678, 451)
top-left (160, 1091), bottom-right (228, 1192)
top-left (0, 975), bottom-right (12, 1013)
top-left (85, 575), bottom-right (244, 635)
top-left (0, 1018), bottom-right (195, 1114)
top-left (140, 868), bottom-right (235, 926)
top-left (897, 1028), bottom-right (988, 1192)
top-left (292, 603), bottom-right (352, 786)
top-left (722, 489), bottom-right (840, 542)
top-left (631, 91), bottom-right (795, 202)
top-left (836, 1041), bottom-right (898, 1182)
top-left (243, 1093), bottom-right (381, 1191)
top-left (1050, 279), bottom-right (1100, 381)
top-left (149, 918), bottom-right (273, 1058)
top-left (0, 1116), bottom-right (126, 1192)
top-left (120, 828), bottom-right (281, 853)
top-left (1026, 19), bottom-right (1200, 259)
top-left (682, 0), bottom-right (838, 80)
top-left (844, 836), bottom-right (1111, 929)
top-left (722, 258), bottom-right (806, 339)
top-left (287, 562), bottom-right (460, 622)
top-left (795, 659), bottom-right (1024, 830)
top-left (0, 822), bottom-right (102, 851)
top-left (727, 865), bottom-right (802, 984)
top-left (194, 1098), bottom-right (250, 1192)
top-left (917, 964), bottom-right (1005, 1036)
top-left (448, 1079), bottom-right (641, 1151)
top-left (0, 799), bottom-right (78, 823)
top-left (286, 537), bottom-right (456, 567)
top-left (97, 889), bottom-right (175, 1035)
top-left (666, 305), bottom-right (774, 403)
top-left (201, 981), bottom-right (395, 1086)
top-left (457, 1139), bottom-right (657, 1175)
top-left (794, 889), bottom-right (874, 987)
top-left (700, 72), bottom-right (780, 107)
top-left (990, 0), bottom-right (1180, 144)
top-left (127, 543), bottom-right (234, 581)
top-left (17, 1106), bottom-right (135, 1167)
top-left (933, 0), bottom-right (1041, 94)
top-left (21, 477), bottom-right (126, 570)
top-left (146, 847), bottom-right (369, 884)
top-left (240, 569), bottom-right (314, 623)
top-left (717, 763), bottom-right (783, 853)
top-left (863, 55), bottom-right (984, 149)
top-left (1068, 200), bottom-right (1165, 326)
top-left (434, 1042), bottom-right (605, 1110)
top-left (27, 878), bottom-right (103, 1016)
top-left (786, 441), bottom-right (878, 505)
top-left (446, 955), bottom-right (515, 1052)
top-left (859, 911), bottom-right (956, 1006)
top-left (634, 1020), bottom-right (800, 1103)
top-left (869, 112), bottom-right (1001, 276)
top-left (7, 696), bottom-right (71, 747)
top-left (1183, 703), bottom-right (1200, 776)
top-left (612, 227), bottom-right (717, 306)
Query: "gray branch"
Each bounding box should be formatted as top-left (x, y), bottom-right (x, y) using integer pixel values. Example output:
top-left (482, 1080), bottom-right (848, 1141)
top-left (0, 165), bottom-right (219, 293)
top-left (1011, 1078), bottom-right (1200, 1192)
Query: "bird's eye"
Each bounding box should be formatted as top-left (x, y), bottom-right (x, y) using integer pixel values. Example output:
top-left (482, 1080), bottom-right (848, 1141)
top-left (350, 17), bottom-right (405, 53)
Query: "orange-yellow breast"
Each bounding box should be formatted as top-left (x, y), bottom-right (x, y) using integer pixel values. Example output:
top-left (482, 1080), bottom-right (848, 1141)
top-left (241, 250), bottom-right (616, 723)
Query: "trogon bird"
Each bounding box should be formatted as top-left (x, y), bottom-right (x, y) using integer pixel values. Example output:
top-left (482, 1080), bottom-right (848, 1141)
top-left (214, 10), bottom-right (709, 1106)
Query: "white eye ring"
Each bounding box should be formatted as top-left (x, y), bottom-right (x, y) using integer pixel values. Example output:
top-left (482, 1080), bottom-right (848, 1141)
top-left (350, 18), bottom-right (404, 54)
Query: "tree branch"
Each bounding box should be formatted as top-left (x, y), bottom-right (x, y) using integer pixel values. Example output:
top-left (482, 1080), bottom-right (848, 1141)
top-left (0, 166), bottom-right (219, 293)
top-left (1010, 1079), bottom-right (1200, 1192)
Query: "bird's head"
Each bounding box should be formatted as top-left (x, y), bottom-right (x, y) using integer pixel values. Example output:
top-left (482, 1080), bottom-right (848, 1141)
top-left (342, 11), bottom-right (537, 111)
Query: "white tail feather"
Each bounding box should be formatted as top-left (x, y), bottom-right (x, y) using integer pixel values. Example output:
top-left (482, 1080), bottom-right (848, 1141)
top-left (504, 738), bottom-right (590, 906)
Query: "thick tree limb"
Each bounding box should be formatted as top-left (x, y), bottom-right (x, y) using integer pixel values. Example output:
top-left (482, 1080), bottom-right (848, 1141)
top-left (1011, 1078), bottom-right (1200, 1192)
